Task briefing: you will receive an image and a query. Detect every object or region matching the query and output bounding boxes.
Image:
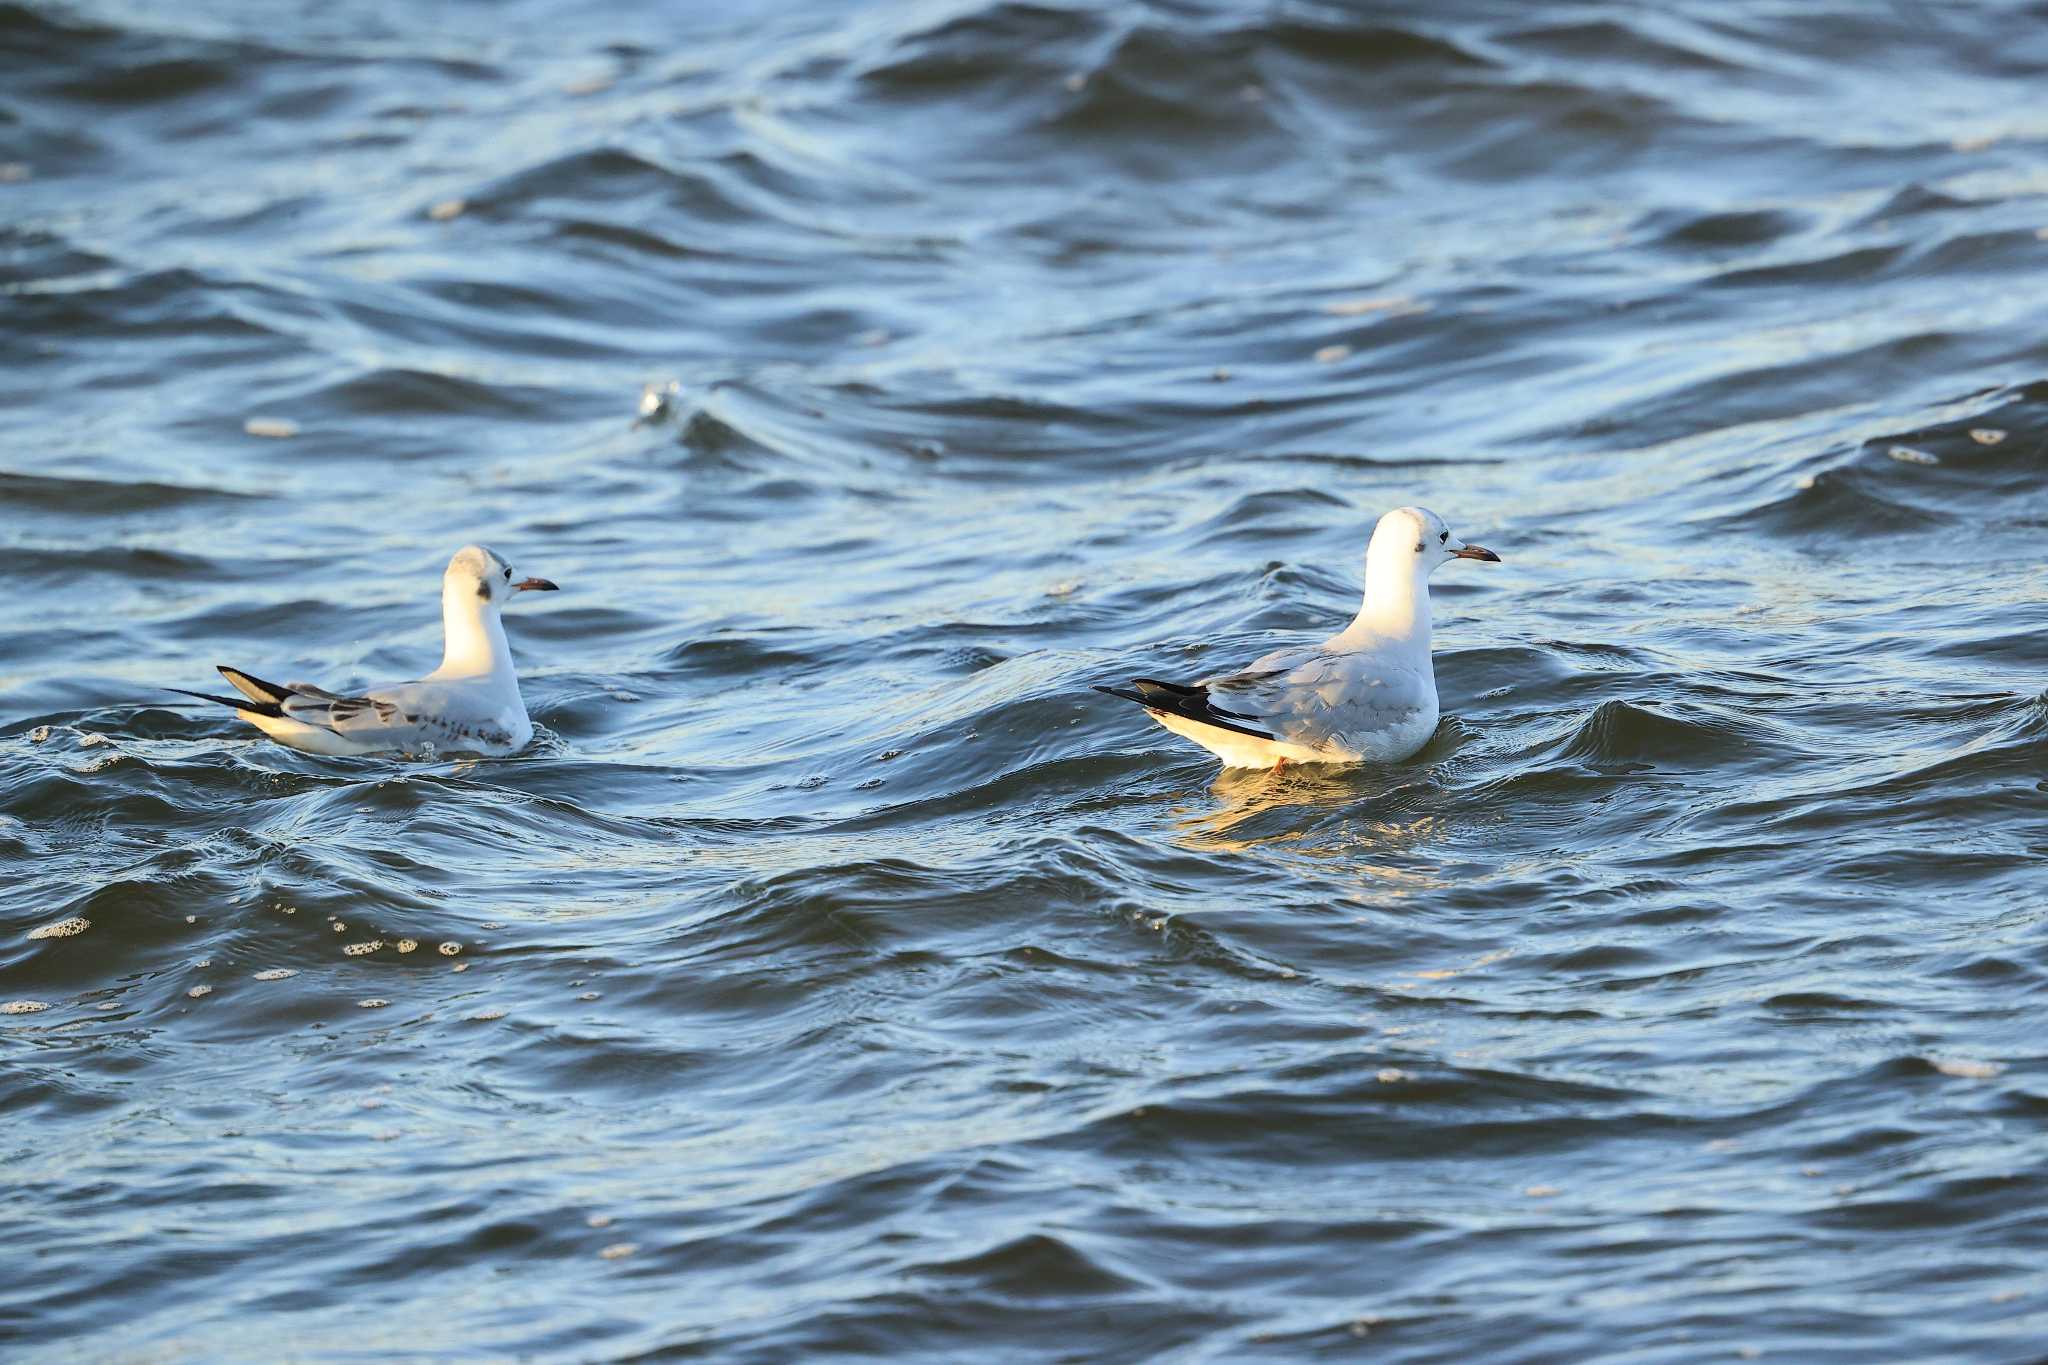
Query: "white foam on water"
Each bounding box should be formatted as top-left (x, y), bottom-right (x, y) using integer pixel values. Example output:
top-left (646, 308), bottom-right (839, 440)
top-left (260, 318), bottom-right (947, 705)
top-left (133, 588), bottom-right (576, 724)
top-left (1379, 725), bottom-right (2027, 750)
top-left (1933, 1057), bottom-right (2003, 1079)
top-left (28, 917), bottom-right (89, 940)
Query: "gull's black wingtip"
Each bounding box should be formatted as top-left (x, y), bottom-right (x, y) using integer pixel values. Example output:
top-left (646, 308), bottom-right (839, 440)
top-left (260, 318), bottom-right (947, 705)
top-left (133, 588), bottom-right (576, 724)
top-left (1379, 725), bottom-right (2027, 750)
top-left (162, 686), bottom-right (283, 718)
top-left (217, 665), bottom-right (293, 705)
top-left (1093, 675), bottom-right (1277, 742)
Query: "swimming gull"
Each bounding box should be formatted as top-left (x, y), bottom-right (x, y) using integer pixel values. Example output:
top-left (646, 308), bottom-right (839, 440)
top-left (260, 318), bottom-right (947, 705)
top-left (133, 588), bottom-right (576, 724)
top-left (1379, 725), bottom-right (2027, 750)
top-left (168, 544), bottom-right (558, 757)
top-left (1096, 506), bottom-right (1499, 770)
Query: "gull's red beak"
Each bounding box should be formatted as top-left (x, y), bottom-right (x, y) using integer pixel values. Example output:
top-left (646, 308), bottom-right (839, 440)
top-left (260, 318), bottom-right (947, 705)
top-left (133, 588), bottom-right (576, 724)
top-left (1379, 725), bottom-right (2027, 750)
top-left (513, 577), bottom-right (559, 592)
top-left (1452, 544), bottom-right (1500, 563)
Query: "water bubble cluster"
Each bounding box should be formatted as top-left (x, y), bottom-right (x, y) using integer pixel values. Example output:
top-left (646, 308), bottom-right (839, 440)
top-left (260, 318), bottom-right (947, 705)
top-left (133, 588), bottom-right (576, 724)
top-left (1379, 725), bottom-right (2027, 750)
top-left (2, 1000), bottom-right (50, 1014)
top-left (253, 969), bottom-right (298, 981)
top-left (343, 940), bottom-right (384, 957)
top-left (437, 941), bottom-right (462, 956)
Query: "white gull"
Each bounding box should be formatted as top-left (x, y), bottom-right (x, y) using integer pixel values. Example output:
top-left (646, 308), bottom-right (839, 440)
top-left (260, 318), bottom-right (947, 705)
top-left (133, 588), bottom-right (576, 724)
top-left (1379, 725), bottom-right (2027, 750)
top-left (170, 544), bottom-right (558, 758)
top-left (1097, 506), bottom-right (1499, 770)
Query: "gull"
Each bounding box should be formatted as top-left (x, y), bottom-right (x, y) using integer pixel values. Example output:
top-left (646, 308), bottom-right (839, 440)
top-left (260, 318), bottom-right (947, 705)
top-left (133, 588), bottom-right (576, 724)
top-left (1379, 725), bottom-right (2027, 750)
top-left (1096, 506), bottom-right (1499, 770)
top-left (169, 545), bottom-right (558, 757)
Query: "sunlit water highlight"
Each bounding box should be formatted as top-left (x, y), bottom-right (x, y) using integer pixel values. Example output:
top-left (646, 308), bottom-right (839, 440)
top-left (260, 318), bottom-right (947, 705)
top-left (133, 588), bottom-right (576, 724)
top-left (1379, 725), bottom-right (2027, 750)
top-left (5, 1), bottom-right (2048, 1358)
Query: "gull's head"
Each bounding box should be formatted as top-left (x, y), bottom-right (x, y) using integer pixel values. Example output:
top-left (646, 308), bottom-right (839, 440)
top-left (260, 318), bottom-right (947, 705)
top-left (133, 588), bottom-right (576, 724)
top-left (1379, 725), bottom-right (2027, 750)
top-left (444, 544), bottom-right (559, 613)
top-left (1368, 506), bottom-right (1500, 580)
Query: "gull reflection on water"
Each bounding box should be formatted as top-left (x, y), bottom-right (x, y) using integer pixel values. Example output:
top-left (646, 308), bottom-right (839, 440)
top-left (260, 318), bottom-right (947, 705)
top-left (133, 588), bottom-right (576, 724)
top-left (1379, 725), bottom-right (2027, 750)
top-left (1169, 761), bottom-right (1455, 893)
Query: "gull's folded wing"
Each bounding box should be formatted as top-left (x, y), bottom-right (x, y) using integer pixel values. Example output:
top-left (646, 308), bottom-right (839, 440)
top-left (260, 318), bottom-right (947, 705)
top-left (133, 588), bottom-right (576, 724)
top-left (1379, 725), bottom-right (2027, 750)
top-left (168, 665), bottom-right (402, 740)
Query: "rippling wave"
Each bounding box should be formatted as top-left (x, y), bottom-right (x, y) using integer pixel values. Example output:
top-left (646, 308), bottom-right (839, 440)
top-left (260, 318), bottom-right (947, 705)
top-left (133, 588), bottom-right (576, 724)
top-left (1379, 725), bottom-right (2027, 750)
top-left (6, 0), bottom-right (2048, 1357)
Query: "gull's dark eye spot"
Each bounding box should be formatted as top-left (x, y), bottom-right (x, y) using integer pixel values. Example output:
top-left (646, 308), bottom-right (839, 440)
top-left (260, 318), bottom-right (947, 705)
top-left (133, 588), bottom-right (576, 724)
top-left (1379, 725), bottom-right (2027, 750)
top-left (1440, 531), bottom-right (1448, 543)
top-left (503, 568), bottom-right (512, 580)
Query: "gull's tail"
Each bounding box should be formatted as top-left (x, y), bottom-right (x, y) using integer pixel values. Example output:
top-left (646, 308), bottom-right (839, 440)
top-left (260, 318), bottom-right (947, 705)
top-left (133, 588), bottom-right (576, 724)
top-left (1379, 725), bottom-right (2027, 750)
top-left (1093, 677), bottom-right (1276, 741)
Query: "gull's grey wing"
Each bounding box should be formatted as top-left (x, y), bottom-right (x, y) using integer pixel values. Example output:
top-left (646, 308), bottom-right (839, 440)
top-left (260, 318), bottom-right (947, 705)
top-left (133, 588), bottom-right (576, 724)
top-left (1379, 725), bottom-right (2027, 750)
top-left (1200, 641), bottom-right (1320, 700)
top-left (1196, 643), bottom-right (1322, 723)
top-left (286, 678), bottom-right (518, 750)
top-left (279, 688), bottom-right (403, 732)
top-left (1204, 644), bottom-right (1433, 752)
